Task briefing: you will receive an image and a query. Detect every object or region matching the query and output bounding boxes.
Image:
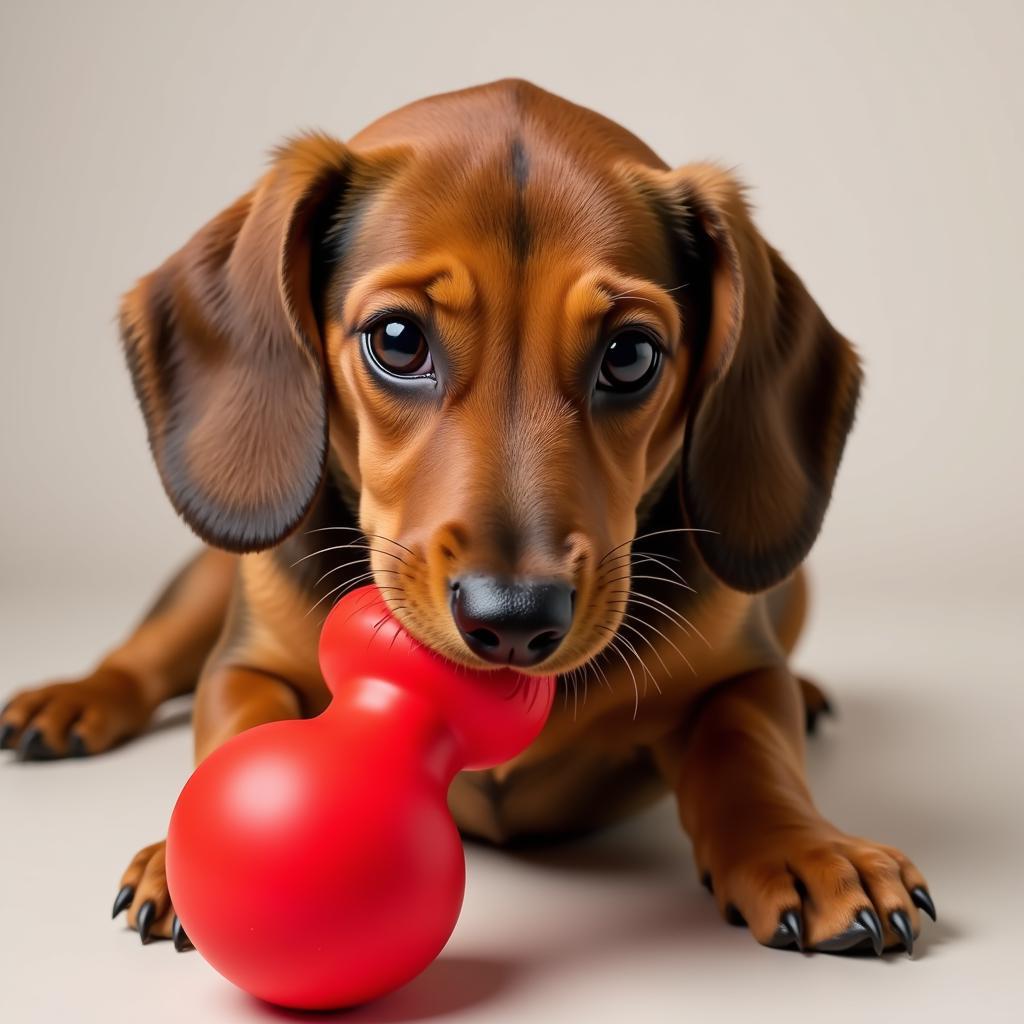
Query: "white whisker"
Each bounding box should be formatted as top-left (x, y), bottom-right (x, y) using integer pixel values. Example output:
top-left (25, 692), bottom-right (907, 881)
top-left (597, 627), bottom-right (641, 719)
top-left (597, 527), bottom-right (718, 567)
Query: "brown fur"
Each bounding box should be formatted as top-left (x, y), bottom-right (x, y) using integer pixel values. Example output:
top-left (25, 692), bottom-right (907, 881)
top-left (2, 80), bottom-right (930, 954)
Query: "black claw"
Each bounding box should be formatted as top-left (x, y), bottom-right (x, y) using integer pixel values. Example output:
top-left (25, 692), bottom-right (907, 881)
top-left (0, 722), bottom-right (16, 749)
top-left (112, 884), bottom-right (134, 919)
top-left (15, 726), bottom-right (55, 761)
top-left (136, 900), bottom-right (156, 944)
top-left (67, 733), bottom-right (88, 758)
top-left (890, 909), bottom-right (915, 958)
top-left (768, 908), bottom-right (805, 951)
top-left (911, 886), bottom-right (937, 922)
top-left (782, 908), bottom-right (804, 951)
top-left (856, 907), bottom-right (885, 956)
top-left (172, 916), bottom-right (193, 952)
top-left (725, 904), bottom-right (747, 928)
top-left (804, 696), bottom-right (835, 735)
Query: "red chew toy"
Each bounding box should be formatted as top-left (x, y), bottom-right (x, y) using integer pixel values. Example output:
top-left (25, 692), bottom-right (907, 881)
top-left (165, 586), bottom-right (555, 1010)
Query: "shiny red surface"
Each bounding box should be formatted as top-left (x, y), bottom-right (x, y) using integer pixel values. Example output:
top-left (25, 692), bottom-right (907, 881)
top-left (166, 586), bottom-right (555, 1010)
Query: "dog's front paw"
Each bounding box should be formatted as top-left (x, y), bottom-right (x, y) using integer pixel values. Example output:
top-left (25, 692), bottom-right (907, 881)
top-left (700, 827), bottom-right (935, 956)
top-left (112, 840), bottom-right (191, 951)
top-left (1, 668), bottom-right (151, 759)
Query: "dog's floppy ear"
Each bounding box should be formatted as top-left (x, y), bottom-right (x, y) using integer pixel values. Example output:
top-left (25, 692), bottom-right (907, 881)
top-left (661, 164), bottom-right (862, 593)
top-left (119, 133), bottom-right (354, 552)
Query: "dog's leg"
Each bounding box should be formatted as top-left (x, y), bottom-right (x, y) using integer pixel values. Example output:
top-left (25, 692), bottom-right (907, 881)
top-left (1, 549), bottom-right (234, 759)
top-left (115, 664), bottom-right (303, 946)
top-left (654, 668), bottom-right (934, 955)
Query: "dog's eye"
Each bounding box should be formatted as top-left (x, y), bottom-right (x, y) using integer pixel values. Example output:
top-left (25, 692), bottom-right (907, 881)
top-left (596, 329), bottom-right (661, 393)
top-left (363, 318), bottom-right (433, 377)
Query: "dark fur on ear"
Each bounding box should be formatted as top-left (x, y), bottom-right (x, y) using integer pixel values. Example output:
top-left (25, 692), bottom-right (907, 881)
top-left (119, 134), bottom-right (353, 552)
top-left (661, 164), bottom-right (863, 593)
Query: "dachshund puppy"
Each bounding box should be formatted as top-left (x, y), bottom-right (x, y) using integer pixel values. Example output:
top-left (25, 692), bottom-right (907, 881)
top-left (1, 80), bottom-right (933, 956)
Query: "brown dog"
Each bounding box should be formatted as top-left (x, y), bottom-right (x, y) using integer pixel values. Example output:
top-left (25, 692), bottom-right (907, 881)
top-left (0, 80), bottom-right (934, 957)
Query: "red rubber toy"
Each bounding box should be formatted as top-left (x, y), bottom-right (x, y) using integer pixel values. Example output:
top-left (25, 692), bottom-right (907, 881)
top-left (165, 585), bottom-right (555, 1010)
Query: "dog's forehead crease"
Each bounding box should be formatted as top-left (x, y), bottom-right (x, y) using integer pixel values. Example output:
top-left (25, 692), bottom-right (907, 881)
top-left (356, 151), bottom-right (632, 269)
top-left (345, 113), bottom-right (669, 293)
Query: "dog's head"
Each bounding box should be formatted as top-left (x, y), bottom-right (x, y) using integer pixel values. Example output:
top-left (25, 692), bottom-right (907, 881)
top-left (120, 81), bottom-right (860, 674)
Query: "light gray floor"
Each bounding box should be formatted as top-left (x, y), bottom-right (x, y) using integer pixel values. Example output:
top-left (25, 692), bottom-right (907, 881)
top-left (2, 583), bottom-right (1021, 1023)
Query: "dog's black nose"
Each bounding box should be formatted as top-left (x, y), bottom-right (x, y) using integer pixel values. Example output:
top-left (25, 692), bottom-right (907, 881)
top-left (450, 575), bottom-right (574, 668)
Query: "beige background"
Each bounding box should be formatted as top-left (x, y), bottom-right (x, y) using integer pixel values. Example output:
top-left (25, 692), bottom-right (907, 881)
top-left (1, 1), bottom-right (1022, 1022)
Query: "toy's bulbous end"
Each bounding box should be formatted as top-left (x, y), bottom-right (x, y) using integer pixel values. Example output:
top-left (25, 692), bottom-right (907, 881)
top-left (319, 586), bottom-right (555, 770)
top-left (166, 714), bottom-right (465, 1009)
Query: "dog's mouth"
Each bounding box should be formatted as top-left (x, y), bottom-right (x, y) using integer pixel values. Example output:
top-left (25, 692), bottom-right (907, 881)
top-left (340, 526), bottom-right (651, 681)
top-left (368, 568), bottom-right (625, 681)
